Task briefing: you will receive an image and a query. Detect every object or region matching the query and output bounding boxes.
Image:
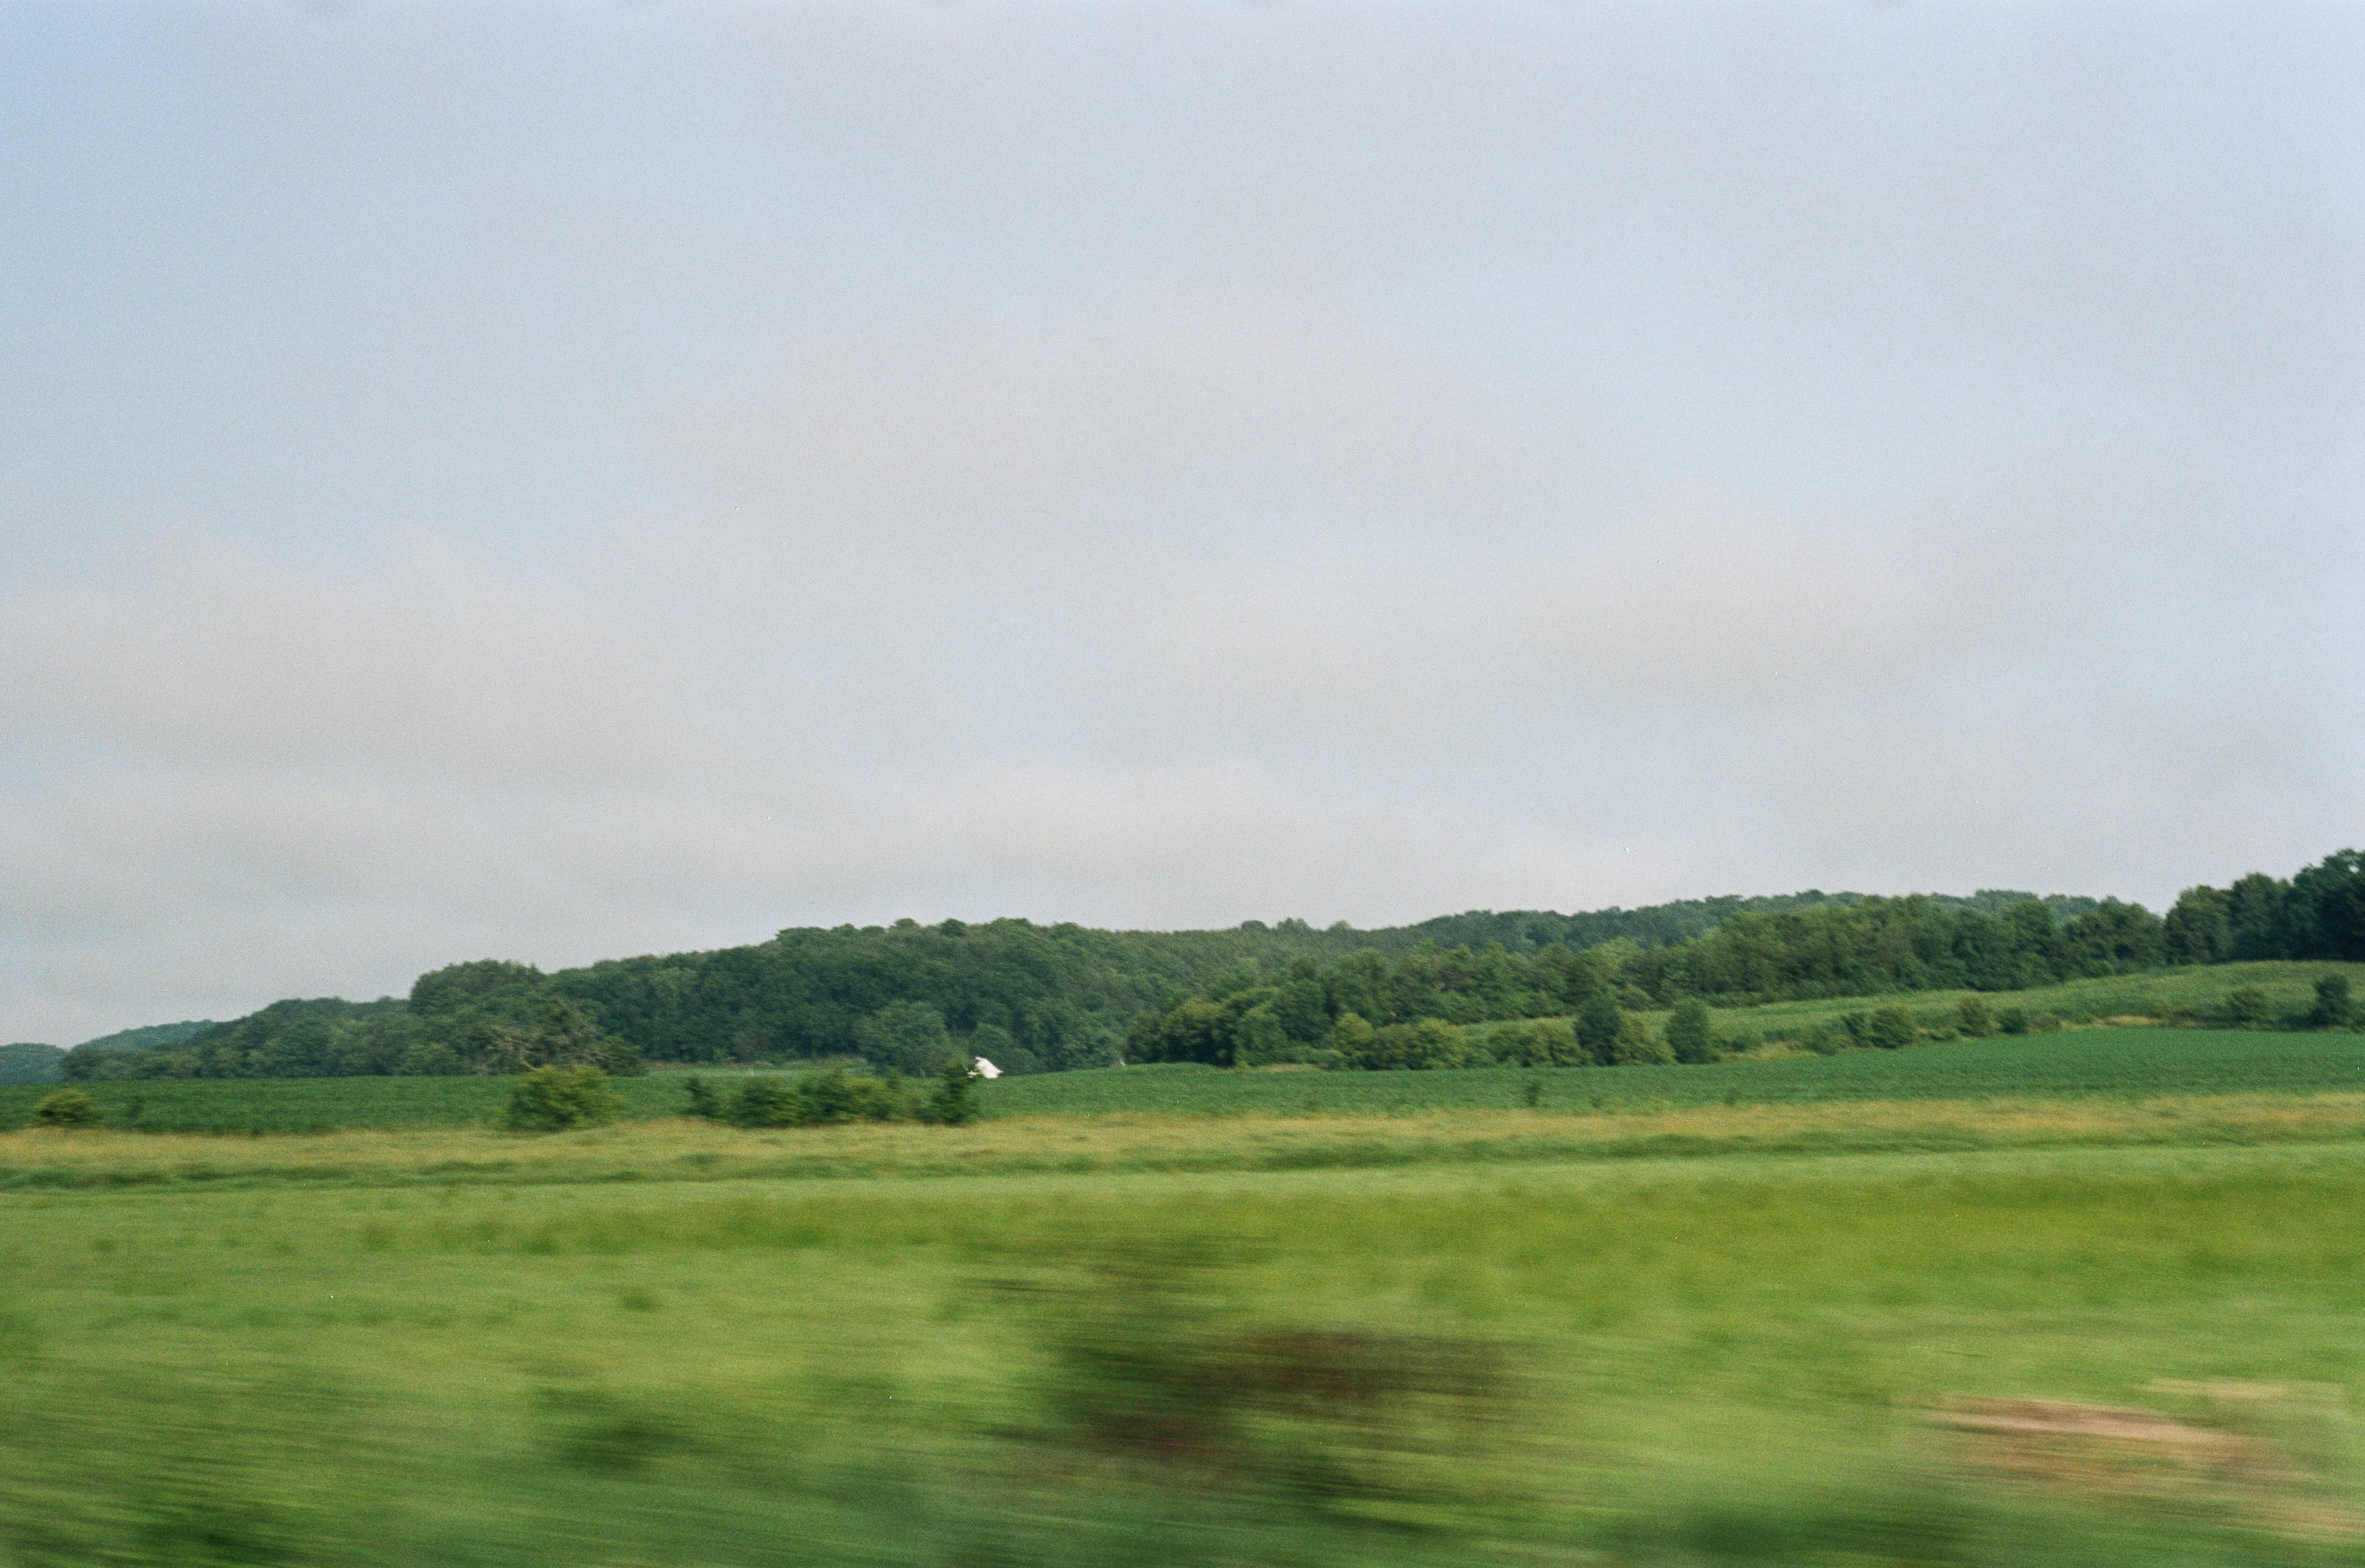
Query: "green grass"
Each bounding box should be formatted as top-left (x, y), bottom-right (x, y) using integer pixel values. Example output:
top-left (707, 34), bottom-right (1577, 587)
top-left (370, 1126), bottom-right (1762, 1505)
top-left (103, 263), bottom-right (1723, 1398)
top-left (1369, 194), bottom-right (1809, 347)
top-left (10, 1025), bottom-right (2364, 1134)
top-left (1686, 960), bottom-right (2365, 1038)
top-left (5, 1140), bottom-right (2364, 1564)
top-left (1000, 1027), bottom-right (2365, 1116)
top-left (0, 1066), bottom-right (794, 1133)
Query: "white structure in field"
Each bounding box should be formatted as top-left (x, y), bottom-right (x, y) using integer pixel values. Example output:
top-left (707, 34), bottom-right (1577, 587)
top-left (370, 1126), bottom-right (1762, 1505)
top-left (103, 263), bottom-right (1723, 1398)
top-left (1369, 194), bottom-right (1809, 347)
top-left (972, 1057), bottom-right (1002, 1079)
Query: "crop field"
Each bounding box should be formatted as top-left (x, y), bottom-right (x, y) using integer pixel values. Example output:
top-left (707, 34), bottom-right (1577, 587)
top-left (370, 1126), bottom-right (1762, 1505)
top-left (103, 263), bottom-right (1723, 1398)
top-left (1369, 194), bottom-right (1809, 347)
top-left (10, 1026), bottom-right (2365, 1136)
top-left (999, 1027), bottom-right (2365, 1117)
top-left (5, 1126), bottom-right (2365, 1567)
top-left (1681, 960), bottom-right (2365, 1039)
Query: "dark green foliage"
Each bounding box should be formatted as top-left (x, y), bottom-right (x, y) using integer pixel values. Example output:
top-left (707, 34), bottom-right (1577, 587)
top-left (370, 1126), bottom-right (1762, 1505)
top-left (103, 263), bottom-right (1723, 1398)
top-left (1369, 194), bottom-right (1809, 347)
top-left (1994, 1007), bottom-right (2029, 1035)
top-left (851, 1000), bottom-right (955, 1075)
top-left (1574, 995), bottom-right (1623, 1065)
top-left (503, 1066), bottom-right (625, 1132)
top-left (2309, 974), bottom-right (2354, 1030)
top-left (78, 849), bottom-right (2365, 1081)
top-left (1954, 995), bottom-right (1994, 1038)
top-left (0, 1044), bottom-right (63, 1086)
top-left (30, 1088), bottom-right (101, 1128)
top-left (929, 1057), bottom-right (980, 1125)
top-left (411, 959), bottom-right (544, 1015)
top-left (727, 1067), bottom-right (917, 1127)
top-left (1608, 1015), bottom-right (1671, 1065)
top-left (1334, 1017), bottom-right (1463, 1070)
top-left (1664, 1000), bottom-right (1716, 1064)
top-left (682, 1075), bottom-right (722, 1120)
top-left (1493, 1018), bottom-right (1584, 1068)
top-left (1864, 1004), bottom-right (1918, 1051)
top-left (2221, 987), bottom-right (2273, 1029)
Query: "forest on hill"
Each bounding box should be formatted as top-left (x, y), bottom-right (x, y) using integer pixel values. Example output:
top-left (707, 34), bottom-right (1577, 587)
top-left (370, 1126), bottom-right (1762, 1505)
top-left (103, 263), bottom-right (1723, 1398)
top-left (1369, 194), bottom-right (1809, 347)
top-left (50, 851), bottom-right (2363, 1085)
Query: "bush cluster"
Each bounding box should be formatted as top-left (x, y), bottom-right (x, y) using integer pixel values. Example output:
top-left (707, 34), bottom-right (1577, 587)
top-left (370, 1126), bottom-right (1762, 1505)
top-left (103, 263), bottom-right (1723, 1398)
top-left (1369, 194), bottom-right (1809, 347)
top-left (681, 1059), bottom-right (982, 1129)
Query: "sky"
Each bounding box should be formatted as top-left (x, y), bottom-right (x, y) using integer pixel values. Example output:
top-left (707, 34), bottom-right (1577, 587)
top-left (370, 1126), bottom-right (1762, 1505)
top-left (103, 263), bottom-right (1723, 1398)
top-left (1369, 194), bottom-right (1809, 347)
top-left (2, 2), bottom-right (2359, 1044)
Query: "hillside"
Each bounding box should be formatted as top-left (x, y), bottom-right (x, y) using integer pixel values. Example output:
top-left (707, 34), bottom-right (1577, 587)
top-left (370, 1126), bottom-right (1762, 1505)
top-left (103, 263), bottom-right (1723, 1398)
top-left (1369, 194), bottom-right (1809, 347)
top-left (55, 849), bottom-right (2363, 1084)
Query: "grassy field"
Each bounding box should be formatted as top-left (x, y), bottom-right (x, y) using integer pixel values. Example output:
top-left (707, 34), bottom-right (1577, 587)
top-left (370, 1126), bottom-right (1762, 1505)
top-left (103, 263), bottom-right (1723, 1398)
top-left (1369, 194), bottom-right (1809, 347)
top-left (4, 1122), bottom-right (2365, 1566)
top-left (12, 1025), bottom-right (2361, 1134)
top-left (8, 974), bottom-right (2364, 1562)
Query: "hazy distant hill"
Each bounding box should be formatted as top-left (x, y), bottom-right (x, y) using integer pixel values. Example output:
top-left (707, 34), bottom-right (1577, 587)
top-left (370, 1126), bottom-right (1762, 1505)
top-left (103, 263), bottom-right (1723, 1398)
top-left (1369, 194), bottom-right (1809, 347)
top-left (74, 1020), bottom-right (220, 1055)
top-left (2, 1021), bottom-right (219, 1086)
top-left (0, 1043), bottom-right (65, 1086)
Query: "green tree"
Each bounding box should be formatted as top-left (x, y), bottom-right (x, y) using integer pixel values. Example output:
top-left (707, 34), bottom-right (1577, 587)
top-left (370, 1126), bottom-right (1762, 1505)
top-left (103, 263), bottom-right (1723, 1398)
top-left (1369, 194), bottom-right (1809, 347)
top-left (1610, 1015), bottom-right (1673, 1065)
top-left (1574, 995), bottom-right (1623, 1065)
top-left (929, 1056), bottom-right (980, 1125)
top-left (2308, 974), bottom-right (2354, 1030)
top-left (682, 1075), bottom-right (722, 1119)
top-left (1327, 1012), bottom-right (1378, 1069)
top-left (1864, 1004), bottom-right (1918, 1051)
top-left (1664, 999), bottom-right (1716, 1064)
top-left (1954, 995), bottom-right (1994, 1038)
top-left (30, 1088), bottom-right (102, 1128)
top-left (2221, 987), bottom-right (2272, 1028)
top-left (852, 1000), bottom-right (955, 1075)
top-left (503, 1065), bottom-right (624, 1131)
top-left (2164, 886), bottom-right (2232, 964)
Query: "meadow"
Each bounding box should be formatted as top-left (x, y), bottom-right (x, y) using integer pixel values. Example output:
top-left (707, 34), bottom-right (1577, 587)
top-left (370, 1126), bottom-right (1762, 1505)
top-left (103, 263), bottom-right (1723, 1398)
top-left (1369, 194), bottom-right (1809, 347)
top-left (4, 1127), bottom-right (2365, 1566)
top-left (10, 1024), bottom-right (2365, 1135)
top-left (10, 986), bottom-right (2365, 1564)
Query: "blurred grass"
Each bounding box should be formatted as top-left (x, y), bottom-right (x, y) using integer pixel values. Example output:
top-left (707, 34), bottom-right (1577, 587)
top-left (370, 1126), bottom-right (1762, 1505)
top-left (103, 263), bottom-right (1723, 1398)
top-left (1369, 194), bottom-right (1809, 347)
top-left (5, 1136), bottom-right (2365, 1564)
top-left (10, 1088), bottom-right (2365, 1192)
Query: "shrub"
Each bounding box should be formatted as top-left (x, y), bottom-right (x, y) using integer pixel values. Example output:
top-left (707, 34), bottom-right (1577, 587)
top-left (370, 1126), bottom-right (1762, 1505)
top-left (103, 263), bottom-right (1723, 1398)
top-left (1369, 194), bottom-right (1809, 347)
top-left (1339, 1018), bottom-right (1463, 1071)
top-left (30, 1088), bottom-right (102, 1128)
top-left (929, 1056), bottom-right (980, 1125)
top-left (1574, 995), bottom-right (1623, 1065)
top-left (1864, 1005), bottom-right (1918, 1051)
top-left (1954, 995), bottom-right (1994, 1038)
top-left (503, 1065), bottom-right (625, 1131)
top-left (2221, 987), bottom-right (2273, 1029)
top-left (729, 1067), bottom-right (920, 1128)
top-left (1610, 1016), bottom-right (1673, 1066)
top-left (852, 1000), bottom-right (955, 1076)
top-left (2310, 974), bottom-right (2355, 1030)
top-left (2027, 1011), bottom-right (2064, 1034)
top-left (1492, 1019), bottom-right (1582, 1069)
top-left (1995, 1007), bottom-right (2030, 1035)
top-left (1664, 1000), bottom-right (1717, 1064)
top-left (682, 1074), bottom-right (722, 1120)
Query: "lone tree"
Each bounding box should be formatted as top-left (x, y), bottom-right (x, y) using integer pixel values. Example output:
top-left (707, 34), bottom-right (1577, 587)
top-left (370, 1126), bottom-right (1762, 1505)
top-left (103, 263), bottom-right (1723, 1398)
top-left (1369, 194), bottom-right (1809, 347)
top-left (2312, 974), bottom-right (2355, 1030)
top-left (503, 1065), bottom-right (625, 1132)
top-left (1574, 995), bottom-right (1623, 1066)
top-left (929, 1056), bottom-right (980, 1126)
top-left (1664, 999), bottom-right (1716, 1064)
top-left (30, 1088), bottom-right (102, 1128)
top-left (1865, 1004), bottom-right (1918, 1051)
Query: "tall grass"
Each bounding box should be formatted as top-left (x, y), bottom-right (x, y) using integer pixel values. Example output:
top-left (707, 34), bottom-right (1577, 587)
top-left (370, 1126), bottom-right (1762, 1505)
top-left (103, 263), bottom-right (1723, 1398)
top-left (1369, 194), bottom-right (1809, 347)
top-left (4, 1139), bottom-right (2363, 1564)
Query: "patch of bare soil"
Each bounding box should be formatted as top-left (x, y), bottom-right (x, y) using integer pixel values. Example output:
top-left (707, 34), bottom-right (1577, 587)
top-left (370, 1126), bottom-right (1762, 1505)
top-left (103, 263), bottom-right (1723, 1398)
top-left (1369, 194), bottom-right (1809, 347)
top-left (1926, 1384), bottom-right (2361, 1541)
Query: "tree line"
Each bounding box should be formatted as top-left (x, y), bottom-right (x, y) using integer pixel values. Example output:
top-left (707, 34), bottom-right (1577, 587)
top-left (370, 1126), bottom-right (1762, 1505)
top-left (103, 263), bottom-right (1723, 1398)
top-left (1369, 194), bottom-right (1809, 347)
top-left (53, 850), bottom-right (2362, 1084)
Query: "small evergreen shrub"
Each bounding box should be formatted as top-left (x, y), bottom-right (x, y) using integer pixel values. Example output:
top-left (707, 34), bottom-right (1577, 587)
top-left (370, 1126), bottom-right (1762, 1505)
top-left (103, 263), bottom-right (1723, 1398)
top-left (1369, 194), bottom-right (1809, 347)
top-left (503, 1065), bottom-right (625, 1132)
top-left (2221, 987), bottom-right (2273, 1028)
top-left (1864, 1005), bottom-right (1918, 1051)
top-left (727, 1067), bottom-right (918, 1128)
top-left (1664, 1000), bottom-right (1717, 1064)
top-left (30, 1088), bottom-right (102, 1128)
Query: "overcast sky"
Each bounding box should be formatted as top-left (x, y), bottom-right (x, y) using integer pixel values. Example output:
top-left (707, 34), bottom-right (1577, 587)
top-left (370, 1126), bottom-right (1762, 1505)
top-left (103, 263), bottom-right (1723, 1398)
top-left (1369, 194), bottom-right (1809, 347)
top-left (2, 2), bottom-right (2359, 1042)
